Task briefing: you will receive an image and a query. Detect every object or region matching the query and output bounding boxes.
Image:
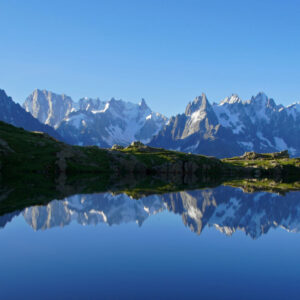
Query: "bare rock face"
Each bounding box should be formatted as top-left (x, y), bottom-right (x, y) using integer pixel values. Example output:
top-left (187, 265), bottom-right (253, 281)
top-left (241, 152), bottom-right (265, 160)
top-left (126, 141), bottom-right (162, 153)
top-left (111, 144), bottom-right (124, 150)
top-left (23, 89), bottom-right (74, 129)
top-left (130, 141), bottom-right (145, 147)
top-left (270, 150), bottom-right (289, 159)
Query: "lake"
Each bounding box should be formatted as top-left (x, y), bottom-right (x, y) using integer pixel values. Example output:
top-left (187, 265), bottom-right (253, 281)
top-left (1, 185), bottom-right (300, 299)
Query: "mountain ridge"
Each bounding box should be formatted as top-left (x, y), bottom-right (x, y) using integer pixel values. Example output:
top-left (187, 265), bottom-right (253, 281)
top-left (0, 89), bottom-right (62, 140)
top-left (4, 87), bottom-right (300, 157)
top-left (24, 89), bottom-right (168, 147)
top-left (150, 92), bottom-right (300, 157)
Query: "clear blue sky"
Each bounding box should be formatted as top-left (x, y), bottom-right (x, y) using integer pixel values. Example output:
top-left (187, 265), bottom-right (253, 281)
top-left (0, 0), bottom-right (300, 116)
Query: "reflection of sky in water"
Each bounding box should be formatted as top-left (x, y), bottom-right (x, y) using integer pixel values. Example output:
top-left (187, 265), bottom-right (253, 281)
top-left (0, 186), bottom-right (300, 299)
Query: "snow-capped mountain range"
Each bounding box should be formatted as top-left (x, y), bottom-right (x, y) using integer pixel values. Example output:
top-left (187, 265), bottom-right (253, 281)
top-left (150, 92), bottom-right (300, 157)
top-left (24, 89), bottom-right (167, 147)
top-left (2, 186), bottom-right (300, 239)
top-left (0, 87), bottom-right (299, 156)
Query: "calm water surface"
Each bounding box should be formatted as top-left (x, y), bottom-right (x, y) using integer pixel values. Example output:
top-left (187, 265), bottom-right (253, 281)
top-left (1, 185), bottom-right (300, 299)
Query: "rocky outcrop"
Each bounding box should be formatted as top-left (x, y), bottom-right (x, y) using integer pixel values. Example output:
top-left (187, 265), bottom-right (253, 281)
top-left (111, 144), bottom-right (124, 150)
top-left (23, 89), bottom-right (74, 128)
top-left (241, 150), bottom-right (290, 160)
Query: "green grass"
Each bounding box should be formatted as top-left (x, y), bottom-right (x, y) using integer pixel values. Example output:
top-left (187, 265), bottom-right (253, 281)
top-left (120, 146), bottom-right (221, 170)
top-left (222, 157), bottom-right (300, 168)
top-left (0, 123), bottom-right (60, 180)
top-left (1, 120), bottom-right (300, 186)
top-left (67, 146), bottom-right (110, 173)
top-left (224, 178), bottom-right (300, 194)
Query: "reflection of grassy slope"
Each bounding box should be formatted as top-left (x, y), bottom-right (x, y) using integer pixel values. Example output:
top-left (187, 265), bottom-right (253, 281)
top-left (0, 174), bottom-right (112, 215)
top-left (1, 174), bottom-right (300, 218)
top-left (0, 173), bottom-right (220, 216)
top-left (113, 176), bottom-right (223, 199)
top-left (223, 157), bottom-right (300, 168)
top-left (224, 178), bottom-right (300, 194)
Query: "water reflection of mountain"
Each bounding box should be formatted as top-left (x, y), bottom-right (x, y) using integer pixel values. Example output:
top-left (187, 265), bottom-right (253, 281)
top-left (23, 193), bottom-right (164, 230)
top-left (2, 186), bottom-right (300, 239)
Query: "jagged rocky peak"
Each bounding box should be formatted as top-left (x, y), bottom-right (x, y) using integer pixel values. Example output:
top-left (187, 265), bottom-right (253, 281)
top-left (23, 89), bottom-right (74, 128)
top-left (244, 92), bottom-right (279, 120)
top-left (0, 88), bottom-right (9, 100)
top-left (55, 93), bottom-right (167, 147)
top-left (78, 97), bottom-right (105, 112)
top-left (139, 98), bottom-right (149, 110)
top-left (105, 97), bottom-right (124, 112)
top-left (247, 92), bottom-right (276, 108)
top-left (185, 93), bottom-right (211, 116)
top-left (249, 91), bottom-right (267, 102)
top-left (0, 89), bottom-right (17, 107)
top-left (31, 89), bottom-right (73, 104)
top-left (256, 92), bottom-right (276, 109)
top-left (220, 94), bottom-right (242, 105)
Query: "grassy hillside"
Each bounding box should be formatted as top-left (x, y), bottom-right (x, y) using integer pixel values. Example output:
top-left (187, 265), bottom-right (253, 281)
top-left (0, 121), bottom-right (224, 182)
top-left (1, 121), bottom-right (300, 185)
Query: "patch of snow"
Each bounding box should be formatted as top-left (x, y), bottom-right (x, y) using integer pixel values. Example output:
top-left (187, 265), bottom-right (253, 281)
top-left (256, 132), bottom-right (272, 147)
top-left (219, 94), bottom-right (241, 105)
top-left (289, 147), bottom-right (297, 156)
top-left (185, 141), bottom-right (200, 152)
top-left (286, 103), bottom-right (300, 119)
top-left (191, 110), bottom-right (206, 123)
top-left (214, 104), bottom-right (244, 134)
top-left (65, 113), bottom-right (87, 129)
top-left (239, 141), bottom-right (254, 151)
top-left (274, 137), bottom-right (288, 151)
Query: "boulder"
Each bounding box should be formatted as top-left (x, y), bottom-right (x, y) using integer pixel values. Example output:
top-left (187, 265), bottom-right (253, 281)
top-left (271, 150), bottom-right (289, 159)
top-left (130, 141), bottom-right (145, 147)
top-left (111, 144), bottom-right (124, 150)
top-left (241, 150), bottom-right (289, 160)
top-left (241, 152), bottom-right (264, 160)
